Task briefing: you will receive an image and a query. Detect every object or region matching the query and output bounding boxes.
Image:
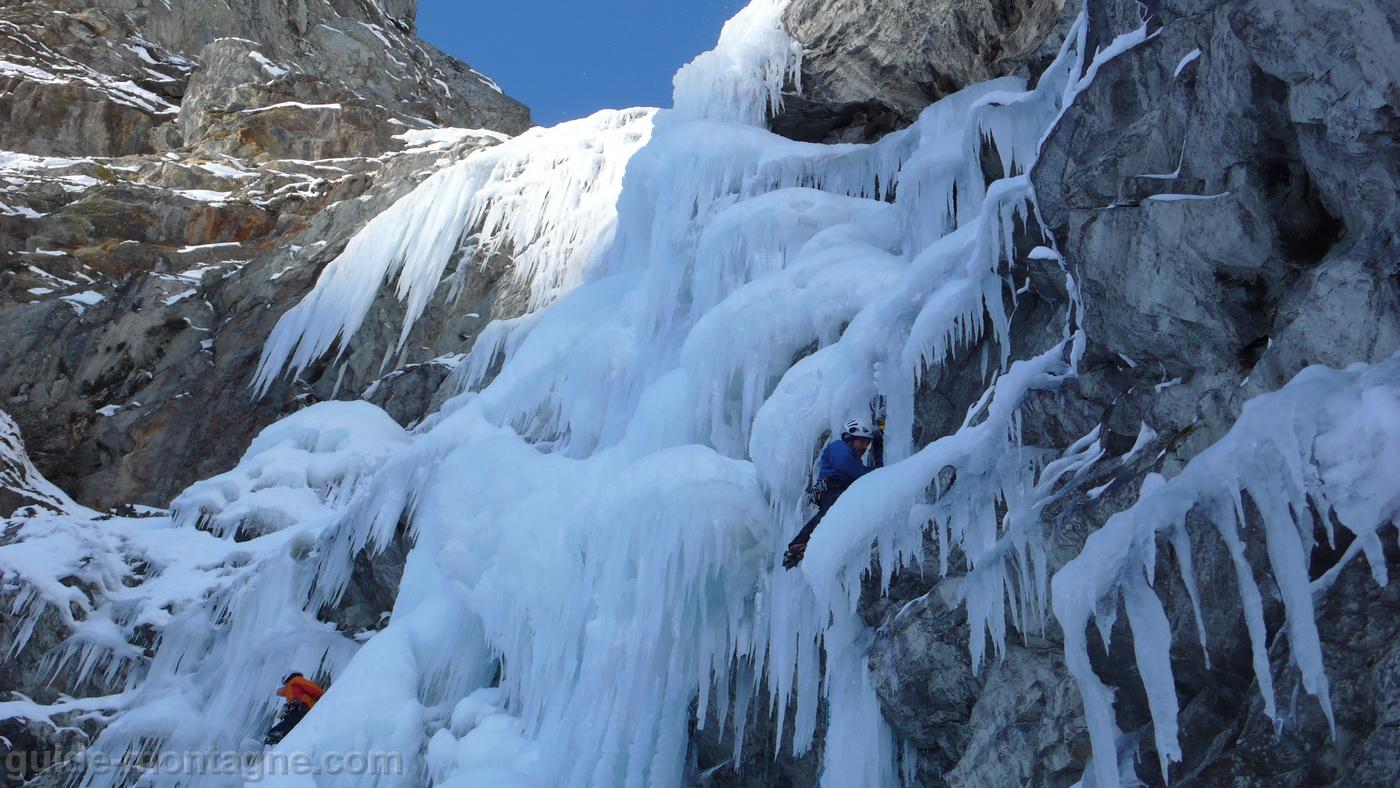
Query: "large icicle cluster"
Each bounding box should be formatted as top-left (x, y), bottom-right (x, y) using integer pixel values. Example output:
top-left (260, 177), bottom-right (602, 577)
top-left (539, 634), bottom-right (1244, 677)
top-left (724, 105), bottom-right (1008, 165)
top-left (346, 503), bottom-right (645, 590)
top-left (253, 108), bottom-right (656, 394)
top-left (8, 1), bottom-right (1393, 786)
top-left (1054, 355), bottom-right (1400, 786)
top-left (232, 0), bottom-right (1099, 784)
top-left (80, 404), bottom-right (409, 787)
top-left (0, 404), bottom-right (410, 786)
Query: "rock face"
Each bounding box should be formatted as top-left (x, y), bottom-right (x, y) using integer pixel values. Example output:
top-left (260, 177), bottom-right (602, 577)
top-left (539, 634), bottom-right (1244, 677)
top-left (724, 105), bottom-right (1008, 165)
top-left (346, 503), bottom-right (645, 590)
top-left (1019, 4), bottom-right (1400, 778)
top-left (0, 410), bottom-right (78, 517)
top-left (0, 0), bottom-right (528, 158)
top-left (776, 0), bottom-right (1400, 784)
top-left (0, 0), bottom-right (532, 507)
top-left (776, 0), bottom-right (1077, 139)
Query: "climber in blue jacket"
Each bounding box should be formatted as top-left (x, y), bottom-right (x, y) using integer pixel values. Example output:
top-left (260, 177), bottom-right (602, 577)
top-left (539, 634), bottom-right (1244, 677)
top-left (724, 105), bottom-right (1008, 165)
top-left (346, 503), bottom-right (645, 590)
top-left (783, 417), bottom-right (882, 569)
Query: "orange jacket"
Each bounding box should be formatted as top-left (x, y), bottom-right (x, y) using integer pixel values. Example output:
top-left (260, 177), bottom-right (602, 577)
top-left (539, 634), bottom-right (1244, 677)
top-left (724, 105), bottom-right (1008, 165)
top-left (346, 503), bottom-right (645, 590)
top-left (276, 676), bottom-right (326, 708)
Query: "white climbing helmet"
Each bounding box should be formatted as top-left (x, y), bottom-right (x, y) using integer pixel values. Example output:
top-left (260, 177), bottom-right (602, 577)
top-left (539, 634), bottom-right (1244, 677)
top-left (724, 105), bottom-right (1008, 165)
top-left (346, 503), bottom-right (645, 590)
top-left (843, 418), bottom-right (875, 440)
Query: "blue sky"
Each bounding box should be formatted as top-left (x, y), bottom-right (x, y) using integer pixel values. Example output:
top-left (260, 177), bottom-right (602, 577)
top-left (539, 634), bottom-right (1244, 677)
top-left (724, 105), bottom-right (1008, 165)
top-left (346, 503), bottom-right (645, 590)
top-left (417, 0), bottom-right (750, 127)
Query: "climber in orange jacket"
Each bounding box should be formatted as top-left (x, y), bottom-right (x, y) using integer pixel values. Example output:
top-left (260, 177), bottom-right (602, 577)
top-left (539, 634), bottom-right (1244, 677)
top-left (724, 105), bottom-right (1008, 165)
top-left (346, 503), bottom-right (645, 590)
top-left (264, 672), bottom-right (326, 745)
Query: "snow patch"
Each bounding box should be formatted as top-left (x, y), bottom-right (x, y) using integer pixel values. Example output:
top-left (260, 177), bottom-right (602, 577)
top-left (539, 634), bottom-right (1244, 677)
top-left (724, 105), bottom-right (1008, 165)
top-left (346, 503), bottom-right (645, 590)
top-left (1145, 191), bottom-right (1231, 202)
top-left (242, 101), bottom-right (342, 114)
top-left (60, 290), bottom-right (104, 313)
top-left (196, 162), bottom-right (256, 180)
top-left (248, 51), bottom-right (289, 78)
top-left (1174, 48), bottom-right (1202, 78)
top-left (173, 189), bottom-right (232, 205)
top-left (392, 127), bottom-right (509, 149)
top-left (0, 59), bottom-right (61, 83)
top-left (176, 241), bottom-right (243, 253)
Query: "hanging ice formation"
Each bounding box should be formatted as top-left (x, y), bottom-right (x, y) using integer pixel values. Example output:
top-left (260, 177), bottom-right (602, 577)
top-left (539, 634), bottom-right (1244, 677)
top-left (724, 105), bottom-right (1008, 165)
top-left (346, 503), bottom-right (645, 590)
top-left (253, 105), bottom-right (657, 390)
top-left (1053, 355), bottom-right (1400, 787)
top-left (8, 1), bottom-right (1398, 786)
top-left (239, 1), bottom-right (1091, 780)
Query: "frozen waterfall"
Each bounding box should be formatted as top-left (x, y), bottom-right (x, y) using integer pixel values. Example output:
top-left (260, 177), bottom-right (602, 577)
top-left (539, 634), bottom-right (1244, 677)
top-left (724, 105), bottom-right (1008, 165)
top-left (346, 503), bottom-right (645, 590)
top-left (5, 1), bottom-right (1397, 787)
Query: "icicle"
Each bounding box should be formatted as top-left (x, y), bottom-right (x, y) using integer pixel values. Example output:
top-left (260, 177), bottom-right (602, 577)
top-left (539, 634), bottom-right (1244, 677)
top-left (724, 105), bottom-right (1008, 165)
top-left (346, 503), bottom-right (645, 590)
top-left (1053, 355), bottom-right (1400, 785)
top-left (670, 0), bottom-right (800, 127)
top-left (253, 109), bottom-right (656, 396)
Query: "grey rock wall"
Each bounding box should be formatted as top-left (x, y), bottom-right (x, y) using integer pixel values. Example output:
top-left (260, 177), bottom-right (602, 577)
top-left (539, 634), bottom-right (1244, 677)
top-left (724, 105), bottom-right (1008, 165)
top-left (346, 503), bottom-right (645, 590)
top-left (0, 0), bottom-right (528, 159)
top-left (0, 0), bottom-right (533, 507)
top-left (776, 0), bottom-right (1078, 140)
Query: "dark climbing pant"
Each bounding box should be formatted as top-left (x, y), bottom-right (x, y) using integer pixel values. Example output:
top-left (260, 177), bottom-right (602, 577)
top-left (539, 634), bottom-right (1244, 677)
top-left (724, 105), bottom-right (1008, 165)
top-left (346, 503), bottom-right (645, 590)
top-left (783, 487), bottom-right (846, 569)
top-left (265, 701), bottom-right (310, 745)
top-left (794, 488), bottom-right (841, 545)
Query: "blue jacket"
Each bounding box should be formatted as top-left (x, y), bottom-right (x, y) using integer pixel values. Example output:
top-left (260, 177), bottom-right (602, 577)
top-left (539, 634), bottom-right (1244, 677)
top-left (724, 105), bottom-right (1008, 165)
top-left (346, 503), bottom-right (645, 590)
top-left (817, 438), bottom-right (874, 488)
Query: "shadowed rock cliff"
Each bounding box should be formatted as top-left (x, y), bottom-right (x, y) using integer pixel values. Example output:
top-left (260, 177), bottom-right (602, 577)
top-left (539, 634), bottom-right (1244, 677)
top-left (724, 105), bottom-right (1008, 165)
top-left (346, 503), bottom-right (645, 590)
top-left (0, 0), bottom-right (532, 507)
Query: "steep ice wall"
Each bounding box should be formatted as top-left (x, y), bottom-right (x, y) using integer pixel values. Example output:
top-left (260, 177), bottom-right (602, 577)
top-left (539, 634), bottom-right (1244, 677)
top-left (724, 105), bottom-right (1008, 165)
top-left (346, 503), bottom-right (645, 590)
top-left (241, 0), bottom-right (1097, 783)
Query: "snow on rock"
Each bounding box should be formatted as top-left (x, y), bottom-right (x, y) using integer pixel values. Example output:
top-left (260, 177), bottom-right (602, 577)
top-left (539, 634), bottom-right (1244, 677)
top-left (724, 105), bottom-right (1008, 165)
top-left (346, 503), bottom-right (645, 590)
top-left (1174, 47), bottom-right (1202, 78)
top-left (172, 188), bottom-right (233, 204)
top-left (248, 50), bottom-right (290, 78)
top-left (0, 409), bottom-right (81, 517)
top-left (0, 199), bottom-right (44, 219)
top-left (59, 289), bottom-right (104, 313)
top-left (392, 127), bottom-right (510, 150)
top-left (0, 58), bottom-right (61, 83)
top-left (0, 20), bottom-right (180, 117)
top-left (175, 241), bottom-right (243, 253)
top-left (170, 401), bottom-right (409, 539)
top-left (0, 150), bottom-right (86, 172)
top-left (195, 161), bottom-right (256, 179)
top-left (241, 101), bottom-right (343, 114)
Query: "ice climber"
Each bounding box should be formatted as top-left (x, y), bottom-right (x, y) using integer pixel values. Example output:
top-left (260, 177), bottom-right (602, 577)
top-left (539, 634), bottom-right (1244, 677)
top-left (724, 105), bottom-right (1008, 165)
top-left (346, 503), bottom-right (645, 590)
top-left (783, 417), bottom-right (883, 569)
top-left (264, 672), bottom-right (326, 745)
